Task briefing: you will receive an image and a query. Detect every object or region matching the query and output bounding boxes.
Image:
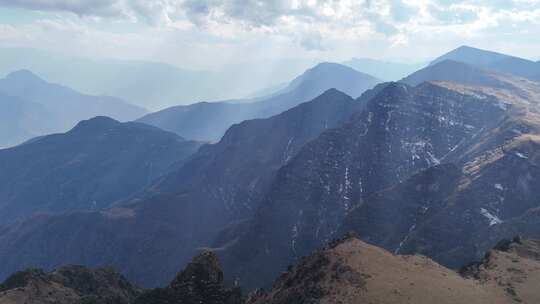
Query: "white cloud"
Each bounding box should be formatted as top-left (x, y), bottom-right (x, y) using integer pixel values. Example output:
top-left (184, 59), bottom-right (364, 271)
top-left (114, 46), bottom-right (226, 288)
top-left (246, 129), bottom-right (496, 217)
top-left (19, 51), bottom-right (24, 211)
top-left (1, 0), bottom-right (540, 64)
top-left (0, 0), bottom-right (127, 17)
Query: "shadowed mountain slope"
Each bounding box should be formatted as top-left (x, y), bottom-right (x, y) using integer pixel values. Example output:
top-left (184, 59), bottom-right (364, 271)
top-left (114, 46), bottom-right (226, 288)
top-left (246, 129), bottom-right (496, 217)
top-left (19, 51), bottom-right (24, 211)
top-left (0, 116), bottom-right (202, 223)
top-left (220, 81), bottom-right (508, 288)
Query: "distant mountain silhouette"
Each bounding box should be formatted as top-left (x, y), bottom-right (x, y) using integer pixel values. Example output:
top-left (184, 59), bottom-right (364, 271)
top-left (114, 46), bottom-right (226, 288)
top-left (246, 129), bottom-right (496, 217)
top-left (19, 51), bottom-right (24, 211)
top-left (0, 93), bottom-right (50, 148)
top-left (0, 70), bottom-right (147, 147)
top-left (431, 46), bottom-right (540, 81)
top-left (138, 62), bottom-right (380, 141)
top-left (0, 48), bottom-right (317, 110)
top-left (0, 116), bottom-right (201, 223)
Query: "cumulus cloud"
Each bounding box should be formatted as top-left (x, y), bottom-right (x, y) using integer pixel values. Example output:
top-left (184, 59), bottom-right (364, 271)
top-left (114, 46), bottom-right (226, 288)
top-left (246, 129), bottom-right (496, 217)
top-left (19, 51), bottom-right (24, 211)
top-left (1, 0), bottom-right (540, 56)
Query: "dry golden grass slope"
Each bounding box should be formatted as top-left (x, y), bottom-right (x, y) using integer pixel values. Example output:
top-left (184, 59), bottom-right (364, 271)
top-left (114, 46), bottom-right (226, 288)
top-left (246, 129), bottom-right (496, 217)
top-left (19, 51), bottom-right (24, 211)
top-left (248, 236), bottom-right (540, 304)
top-left (462, 239), bottom-right (540, 304)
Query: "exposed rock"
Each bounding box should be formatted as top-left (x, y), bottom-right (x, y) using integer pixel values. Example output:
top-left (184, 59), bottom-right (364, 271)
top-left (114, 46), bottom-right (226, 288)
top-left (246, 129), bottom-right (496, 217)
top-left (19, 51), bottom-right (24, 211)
top-left (134, 251), bottom-right (242, 304)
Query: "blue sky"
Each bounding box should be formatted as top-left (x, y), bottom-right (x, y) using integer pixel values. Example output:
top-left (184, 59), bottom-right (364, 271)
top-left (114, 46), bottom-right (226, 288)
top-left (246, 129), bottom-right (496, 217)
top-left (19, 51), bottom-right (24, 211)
top-left (0, 0), bottom-right (539, 69)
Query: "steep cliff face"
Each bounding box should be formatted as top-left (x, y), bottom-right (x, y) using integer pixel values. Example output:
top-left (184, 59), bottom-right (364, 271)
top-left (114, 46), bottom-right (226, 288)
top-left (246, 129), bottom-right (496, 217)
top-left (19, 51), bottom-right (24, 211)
top-left (222, 82), bottom-right (507, 288)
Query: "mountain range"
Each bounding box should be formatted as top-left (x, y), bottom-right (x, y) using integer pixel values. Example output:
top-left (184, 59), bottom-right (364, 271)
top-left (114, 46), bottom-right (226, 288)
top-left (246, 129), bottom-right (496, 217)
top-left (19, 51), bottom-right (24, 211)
top-left (137, 62), bottom-right (381, 141)
top-left (220, 77), bottom-right (509, 288)
top-left (0, 70), bottom-right (147, 148)
top-left (0, 48), bottom-right (318, 110)
top-left (1, 45), bottom-right (540, 303)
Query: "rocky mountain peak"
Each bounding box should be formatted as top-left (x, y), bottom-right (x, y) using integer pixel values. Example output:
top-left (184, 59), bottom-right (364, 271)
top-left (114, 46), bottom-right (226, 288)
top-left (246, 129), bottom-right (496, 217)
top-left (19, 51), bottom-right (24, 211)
top-left (134, 251), bottom-right (242, 304)
top-left (170, 251), bottom-right (224, 288)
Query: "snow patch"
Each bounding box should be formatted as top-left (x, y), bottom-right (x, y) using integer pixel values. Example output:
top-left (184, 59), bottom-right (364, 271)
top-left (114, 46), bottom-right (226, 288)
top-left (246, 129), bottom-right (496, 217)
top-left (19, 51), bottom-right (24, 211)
top-left (283, 137), bottom-right (295, 163)
top-left (480, 208), bottom-right (502, 226)
top-left (496, 101), bottom-right (509, 111)
top-left (395, 224), bottom-right (416, 254)
top-left (494, 184), bottom-right (504, 191)
top-left (385, 110), bottom-right (394, 132)
top-left (515, 152), bottom-right (529, 159)
top-left (426, 151), bottom-right (441, 166)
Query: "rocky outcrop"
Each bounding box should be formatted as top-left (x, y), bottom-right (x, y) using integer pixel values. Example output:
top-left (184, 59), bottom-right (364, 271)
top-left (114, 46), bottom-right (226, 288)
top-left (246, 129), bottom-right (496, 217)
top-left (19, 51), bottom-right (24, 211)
top-left (0, 265), bottom-right (141, 304)
top-left (134, 251), bottom-right (242, 304)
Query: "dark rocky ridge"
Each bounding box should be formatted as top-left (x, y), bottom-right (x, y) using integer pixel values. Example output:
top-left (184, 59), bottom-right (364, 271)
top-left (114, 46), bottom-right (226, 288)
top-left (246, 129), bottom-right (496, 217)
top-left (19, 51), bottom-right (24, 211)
top-left (134, 251), bottom-right (242, 304)
top-left (221, 81), bottom-right (507, 288)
